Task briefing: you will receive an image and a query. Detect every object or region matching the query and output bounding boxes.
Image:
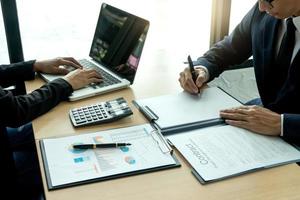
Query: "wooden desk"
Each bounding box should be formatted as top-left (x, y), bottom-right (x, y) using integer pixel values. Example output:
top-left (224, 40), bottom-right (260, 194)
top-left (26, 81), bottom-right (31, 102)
top-left (26, 50), bottom-right (300, 200)
top-left (26, 48), bottom-right (183, 140)
top-left (17, 0), bottom-right (300, 198)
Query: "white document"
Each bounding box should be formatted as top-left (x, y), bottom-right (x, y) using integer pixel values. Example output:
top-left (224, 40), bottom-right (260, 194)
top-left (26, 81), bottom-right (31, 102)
top-left (41, 124), bottom-right (176, 189)
top-left (168, 125), bottom-right (300, 182)
top-left (133, 87), bottom-right (242, 133)
top-left (208, 67), bottom-right (260, 104)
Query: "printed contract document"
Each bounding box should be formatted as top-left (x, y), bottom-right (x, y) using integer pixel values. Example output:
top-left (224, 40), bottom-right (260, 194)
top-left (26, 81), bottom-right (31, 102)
top-left (168, 125), bottom-right (300, 183)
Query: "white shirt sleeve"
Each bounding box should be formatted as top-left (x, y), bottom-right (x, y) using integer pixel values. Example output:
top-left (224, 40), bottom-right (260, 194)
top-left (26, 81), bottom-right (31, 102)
top-left (195, 66), bottom-right (210, 82)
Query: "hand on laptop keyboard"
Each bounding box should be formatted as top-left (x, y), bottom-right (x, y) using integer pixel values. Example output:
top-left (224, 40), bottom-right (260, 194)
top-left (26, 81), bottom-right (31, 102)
top-left (61, 65), bottom-right (76, 72)
top-left (34, 57), bottom-right (83, 75)
top-left (63, 68), bottom-right (103, 90)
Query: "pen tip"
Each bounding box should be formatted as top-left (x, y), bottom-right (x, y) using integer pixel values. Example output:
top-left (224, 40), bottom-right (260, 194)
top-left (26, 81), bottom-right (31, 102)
top-left (127, 143), bottom-right (132, 146)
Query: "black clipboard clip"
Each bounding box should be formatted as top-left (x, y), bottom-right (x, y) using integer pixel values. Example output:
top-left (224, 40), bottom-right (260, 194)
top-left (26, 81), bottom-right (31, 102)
top-left (142, 106), bottom-right (159, 121)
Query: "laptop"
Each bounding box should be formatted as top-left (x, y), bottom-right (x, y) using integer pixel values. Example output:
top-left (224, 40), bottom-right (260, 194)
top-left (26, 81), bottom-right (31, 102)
top-left (40, 3), bottom-right (149, 101)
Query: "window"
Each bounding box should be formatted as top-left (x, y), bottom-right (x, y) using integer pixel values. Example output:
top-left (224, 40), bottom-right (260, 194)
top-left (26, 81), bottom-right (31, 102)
top-left (0, 4), bottom-right (9, 63)
top-left (229, 0), bottom-right (257, 33)
top-left (12, 0), bottom-right (211, 62)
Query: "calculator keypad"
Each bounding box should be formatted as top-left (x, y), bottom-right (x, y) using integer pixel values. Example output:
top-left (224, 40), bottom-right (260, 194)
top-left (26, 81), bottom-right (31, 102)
top-left (69, 98), bottom-right (132, 127)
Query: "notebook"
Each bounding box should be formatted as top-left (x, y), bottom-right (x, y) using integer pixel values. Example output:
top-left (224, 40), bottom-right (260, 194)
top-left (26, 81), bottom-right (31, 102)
top-left (133, 87), bottom-right (242, 135)
top-left (40, 3), bottom-right (150, 101)
top-left (40, 123), bottom-right (180, 190)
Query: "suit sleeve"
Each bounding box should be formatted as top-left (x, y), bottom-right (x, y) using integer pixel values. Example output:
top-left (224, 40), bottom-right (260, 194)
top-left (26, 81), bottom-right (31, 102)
top-left (0, 78), bottom-right (73, 127)
top-left (0, 60), bottom-right (36, 88)
top-left (194, 3), bottom-right (258, 81)
top-left (283, 114), bottom-right (300, 143)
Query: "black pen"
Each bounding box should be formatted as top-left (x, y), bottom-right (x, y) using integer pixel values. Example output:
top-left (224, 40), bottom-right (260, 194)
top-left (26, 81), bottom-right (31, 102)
top-left (187, 55), bottom-right (197, 82)
top-left (73, 143), bottom-right (132, 149)
top-left (187, 55), bottom-right (199, 93)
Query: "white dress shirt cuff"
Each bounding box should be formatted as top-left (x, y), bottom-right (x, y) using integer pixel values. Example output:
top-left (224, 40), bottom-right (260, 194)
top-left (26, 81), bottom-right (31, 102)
top-left (195, 66), bottom-right (210, 82)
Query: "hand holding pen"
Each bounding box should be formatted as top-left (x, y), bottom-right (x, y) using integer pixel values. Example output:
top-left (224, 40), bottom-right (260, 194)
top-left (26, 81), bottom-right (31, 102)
top-left (178, 55), bottom-right (208, 94)
top-left (187, 55), bottom-right (198, 92)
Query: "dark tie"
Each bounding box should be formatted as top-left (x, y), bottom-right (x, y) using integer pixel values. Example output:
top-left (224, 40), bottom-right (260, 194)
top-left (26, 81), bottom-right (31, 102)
top-left (276, 18), bottom-right (296, 69)
top-left (268, 18), bottom-right (296, 111)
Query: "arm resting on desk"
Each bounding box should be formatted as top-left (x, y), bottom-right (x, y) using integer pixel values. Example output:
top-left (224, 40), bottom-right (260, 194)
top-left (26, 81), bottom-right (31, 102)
top-left (0, 78), bottom-right (73, 127)
top-left (0, 60), bottom-right (36, 88)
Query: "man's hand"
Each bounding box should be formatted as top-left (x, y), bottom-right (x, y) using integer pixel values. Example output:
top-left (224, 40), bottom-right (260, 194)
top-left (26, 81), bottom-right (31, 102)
top-left (178, 66), bottom-right (208, 94)
top-left (220, 105), bottom-right (281, 136)
top-left (63, 68), bottom-right (103, 90)
top-left (33, 57), bottom-right (83, 75)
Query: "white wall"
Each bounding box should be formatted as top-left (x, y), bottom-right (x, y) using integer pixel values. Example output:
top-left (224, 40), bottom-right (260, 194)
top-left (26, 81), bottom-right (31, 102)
top-left (229, 0), bottom-right (257, 33)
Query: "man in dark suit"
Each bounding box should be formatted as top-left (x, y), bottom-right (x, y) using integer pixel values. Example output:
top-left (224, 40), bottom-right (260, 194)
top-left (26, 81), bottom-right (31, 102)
top-left (179, 1), bottom-right (300, 142)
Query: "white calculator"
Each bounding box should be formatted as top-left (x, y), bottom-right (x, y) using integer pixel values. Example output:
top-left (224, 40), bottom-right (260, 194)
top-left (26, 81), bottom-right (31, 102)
top-left (69, 97), bottom-right (133, 127)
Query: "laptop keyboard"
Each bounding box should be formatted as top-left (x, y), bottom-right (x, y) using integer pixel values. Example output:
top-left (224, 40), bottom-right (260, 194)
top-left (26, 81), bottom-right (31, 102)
top-left (79, 59), bottom-right (121, 89)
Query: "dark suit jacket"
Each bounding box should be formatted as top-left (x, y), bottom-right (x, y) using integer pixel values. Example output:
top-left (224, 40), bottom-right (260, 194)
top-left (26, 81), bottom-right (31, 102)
top-left (195, 3), bottom-right (300, 142)
top-left (0, 60), bottom-right (73, 194)
top-left (0, 60), bottom-right (73, 127)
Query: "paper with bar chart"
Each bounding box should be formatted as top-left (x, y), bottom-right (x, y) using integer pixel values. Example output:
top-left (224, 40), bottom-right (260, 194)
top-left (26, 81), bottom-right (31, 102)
top-left (40, 124), bottom-right (179, 189)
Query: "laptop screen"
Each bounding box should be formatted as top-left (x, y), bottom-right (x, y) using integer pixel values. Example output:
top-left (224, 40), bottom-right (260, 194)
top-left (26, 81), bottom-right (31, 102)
top-left (89, 3), bottom-right (149, 84)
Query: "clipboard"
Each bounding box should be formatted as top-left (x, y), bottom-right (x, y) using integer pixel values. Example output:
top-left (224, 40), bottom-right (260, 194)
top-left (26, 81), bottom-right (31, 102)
top-left (133, 87), bottom-right (242, 135)
top-left (40, 123), bottom-right (180, 190)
